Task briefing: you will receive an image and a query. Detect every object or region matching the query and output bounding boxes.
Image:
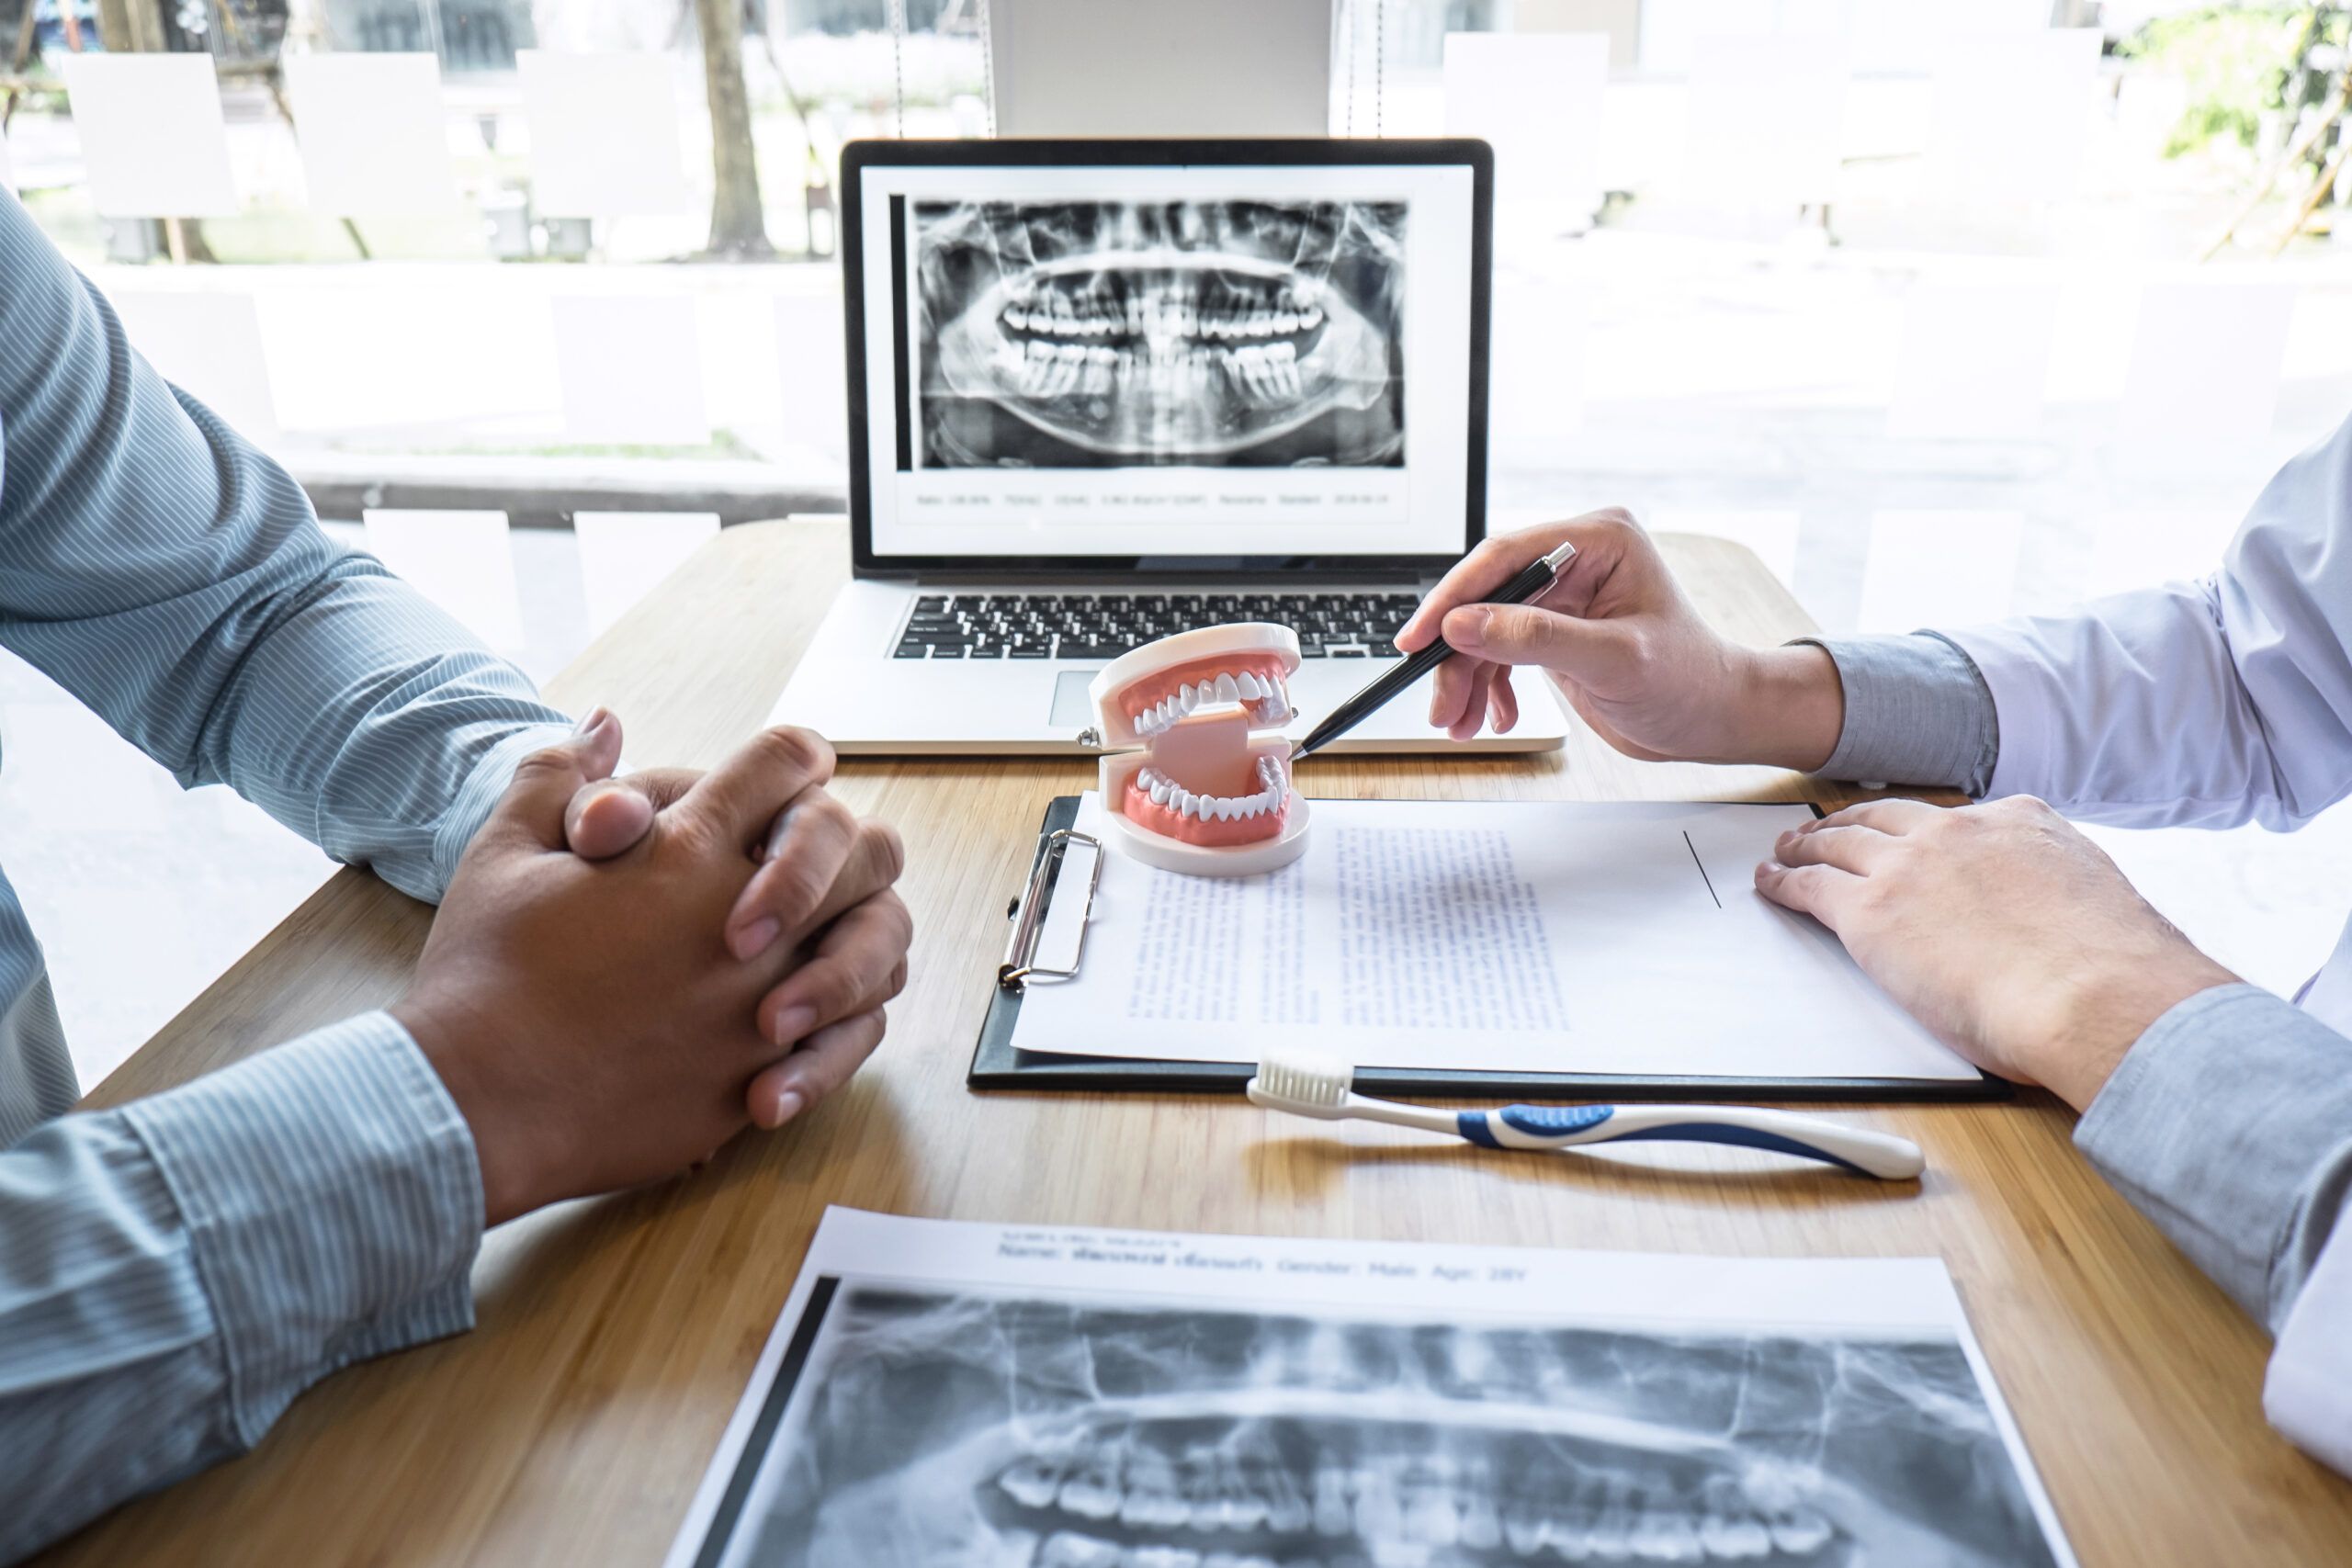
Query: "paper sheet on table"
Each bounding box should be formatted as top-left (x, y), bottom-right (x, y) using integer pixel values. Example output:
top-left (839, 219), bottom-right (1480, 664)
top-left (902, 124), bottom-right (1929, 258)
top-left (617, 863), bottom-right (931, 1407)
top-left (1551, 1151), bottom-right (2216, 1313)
top-left (666, 1208), bottom-right (2079, 1568)
top-left (1014, 795), bottom-right (1977, 1080)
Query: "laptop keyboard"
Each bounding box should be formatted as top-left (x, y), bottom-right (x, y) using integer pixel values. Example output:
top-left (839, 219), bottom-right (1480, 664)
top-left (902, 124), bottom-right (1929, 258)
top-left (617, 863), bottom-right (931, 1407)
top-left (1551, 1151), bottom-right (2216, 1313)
top-left (893, 591), bottom-right (1420, 661)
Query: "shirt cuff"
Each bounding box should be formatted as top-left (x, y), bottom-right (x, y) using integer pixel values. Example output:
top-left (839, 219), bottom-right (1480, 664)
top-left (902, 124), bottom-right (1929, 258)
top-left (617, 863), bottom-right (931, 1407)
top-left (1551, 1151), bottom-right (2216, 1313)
top-left (2267, 1214), bottom-right (2352, 1476)
top-left (119, 1013), bottom-right (485, 1445)
top-left (429, 720), bottom-right (574, 897)
top-left (2075, 982), bottom-right (2352, 1328)
top-left (1794, 633), bottom-right (2000, 793)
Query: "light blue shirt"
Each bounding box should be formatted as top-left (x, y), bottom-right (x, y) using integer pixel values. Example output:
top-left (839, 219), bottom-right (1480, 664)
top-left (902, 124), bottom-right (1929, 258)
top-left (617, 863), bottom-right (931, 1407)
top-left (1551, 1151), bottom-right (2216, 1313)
top-left (0, 194), bottom-right (568, 1559)
top-left (1811, 411), bottom-right (2352, 1481)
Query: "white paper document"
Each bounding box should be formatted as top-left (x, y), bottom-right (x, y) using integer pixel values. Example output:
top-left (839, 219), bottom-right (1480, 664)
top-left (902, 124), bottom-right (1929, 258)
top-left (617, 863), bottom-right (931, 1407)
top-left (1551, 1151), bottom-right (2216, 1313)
top-left (283, 53), bottom-right (460, 217)
top-left (61, 54), bottom-right (239, 218)
top-left (517, 51), bottom-right (694, 218)
top-left (667, 1207), bottom-right (2077, 1567)
top-left (1013, 796), bottom-right (1978, 1081)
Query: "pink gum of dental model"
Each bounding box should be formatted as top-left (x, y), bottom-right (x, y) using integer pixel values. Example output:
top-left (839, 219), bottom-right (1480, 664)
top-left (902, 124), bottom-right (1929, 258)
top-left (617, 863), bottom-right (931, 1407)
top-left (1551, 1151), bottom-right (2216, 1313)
top-left (1086, 623), bottom-right (1312, 876)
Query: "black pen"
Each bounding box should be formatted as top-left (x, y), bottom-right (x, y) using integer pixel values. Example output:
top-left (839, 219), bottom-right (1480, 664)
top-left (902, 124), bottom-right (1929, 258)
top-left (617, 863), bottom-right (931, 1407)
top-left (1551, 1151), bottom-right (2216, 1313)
top-left (1291, 540), bottom-right (1577, 761)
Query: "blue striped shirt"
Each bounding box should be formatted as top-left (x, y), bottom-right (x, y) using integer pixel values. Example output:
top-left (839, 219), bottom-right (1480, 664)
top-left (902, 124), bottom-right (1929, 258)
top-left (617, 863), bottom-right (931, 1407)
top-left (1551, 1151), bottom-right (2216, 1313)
top-left (0, 193), bottom-right (569, 1560)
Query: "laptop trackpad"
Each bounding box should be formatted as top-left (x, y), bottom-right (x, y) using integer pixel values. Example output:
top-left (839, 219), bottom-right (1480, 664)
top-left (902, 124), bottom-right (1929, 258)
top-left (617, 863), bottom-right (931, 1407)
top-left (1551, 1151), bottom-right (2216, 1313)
top-left (1049, 670), bottom-right (1102, 727)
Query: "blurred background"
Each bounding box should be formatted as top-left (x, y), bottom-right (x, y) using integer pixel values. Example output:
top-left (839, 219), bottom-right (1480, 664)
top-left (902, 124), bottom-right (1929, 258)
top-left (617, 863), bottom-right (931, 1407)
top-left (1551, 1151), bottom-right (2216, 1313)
top-left (5, 0), bottom-right (2351, 1080)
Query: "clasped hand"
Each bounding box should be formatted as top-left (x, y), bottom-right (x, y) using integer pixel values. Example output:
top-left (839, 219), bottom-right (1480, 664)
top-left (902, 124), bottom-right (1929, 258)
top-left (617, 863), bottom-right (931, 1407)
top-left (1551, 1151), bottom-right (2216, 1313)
top-left (393, 711), bottom-right (911, 1225)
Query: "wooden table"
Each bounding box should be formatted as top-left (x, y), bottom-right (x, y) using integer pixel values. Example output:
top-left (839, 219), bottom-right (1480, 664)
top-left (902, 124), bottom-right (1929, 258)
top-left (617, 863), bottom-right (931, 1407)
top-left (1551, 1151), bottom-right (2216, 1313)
top-left (47, 521), bottom-right (2351, 1565)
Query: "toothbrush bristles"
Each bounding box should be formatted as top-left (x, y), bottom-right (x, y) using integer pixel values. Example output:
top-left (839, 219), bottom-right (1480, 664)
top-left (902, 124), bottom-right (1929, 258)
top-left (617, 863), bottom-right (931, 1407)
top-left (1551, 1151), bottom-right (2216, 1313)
top-left (1251, 1047), bottom-right (1353, 1109)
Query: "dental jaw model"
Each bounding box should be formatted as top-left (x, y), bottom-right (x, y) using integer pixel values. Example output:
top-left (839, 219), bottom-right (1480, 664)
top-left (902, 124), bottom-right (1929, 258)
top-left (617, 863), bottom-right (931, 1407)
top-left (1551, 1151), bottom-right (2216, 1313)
top-left (1088, 625), bottom-right (1310, 876)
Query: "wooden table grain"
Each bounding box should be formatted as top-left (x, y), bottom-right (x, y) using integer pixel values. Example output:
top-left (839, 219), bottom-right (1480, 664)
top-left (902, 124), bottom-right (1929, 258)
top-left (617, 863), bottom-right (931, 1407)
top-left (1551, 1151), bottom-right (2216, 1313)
top-left (45, 521), bottom-right (2352, 1566)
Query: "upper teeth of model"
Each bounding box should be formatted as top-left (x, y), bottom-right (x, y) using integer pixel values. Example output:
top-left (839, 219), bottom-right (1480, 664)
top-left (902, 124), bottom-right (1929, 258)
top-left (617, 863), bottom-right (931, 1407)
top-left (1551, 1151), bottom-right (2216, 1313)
top-left (1130, 671), bottom-right (1293, 738)
top-left (1136, 756), bottom-right (1286, 822)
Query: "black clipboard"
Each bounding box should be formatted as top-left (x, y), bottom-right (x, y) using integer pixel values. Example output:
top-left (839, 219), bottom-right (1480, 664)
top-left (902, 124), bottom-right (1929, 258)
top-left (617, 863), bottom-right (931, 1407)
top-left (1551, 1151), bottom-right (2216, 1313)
top-left (969, 796), bottom-right (2010, 1102)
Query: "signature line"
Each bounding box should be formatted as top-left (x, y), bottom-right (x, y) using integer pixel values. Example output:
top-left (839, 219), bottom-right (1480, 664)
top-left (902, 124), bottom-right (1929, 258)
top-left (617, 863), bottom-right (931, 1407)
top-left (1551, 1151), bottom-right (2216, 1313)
top-left (1683, 830), bottom-right (1723, 908)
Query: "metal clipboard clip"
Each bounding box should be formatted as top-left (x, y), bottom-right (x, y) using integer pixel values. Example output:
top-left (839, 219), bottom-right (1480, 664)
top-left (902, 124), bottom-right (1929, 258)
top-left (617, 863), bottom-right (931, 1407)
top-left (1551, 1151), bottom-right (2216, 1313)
top-left (1000, 828), bottom-right (1102, 990)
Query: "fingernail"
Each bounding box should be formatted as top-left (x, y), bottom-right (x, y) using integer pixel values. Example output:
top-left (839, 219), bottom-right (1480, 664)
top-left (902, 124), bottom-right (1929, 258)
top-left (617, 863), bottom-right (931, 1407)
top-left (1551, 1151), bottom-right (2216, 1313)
top-left (772, 1004), bottom-right (818, 1046)
top-left (730, 916), bottom-right (780, 961)
top-left (571, 705), bottom-right (610, 736)
top-left (768, 1088), bottom-right (807, 1128)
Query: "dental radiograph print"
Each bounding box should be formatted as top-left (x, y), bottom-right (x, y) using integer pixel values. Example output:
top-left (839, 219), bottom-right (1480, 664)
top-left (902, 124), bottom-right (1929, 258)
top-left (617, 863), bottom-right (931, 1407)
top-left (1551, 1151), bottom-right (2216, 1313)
top-left (915, 199), bottom-right (1408, 468)
top-left (707, 1285), bottom-right (2064, 1568)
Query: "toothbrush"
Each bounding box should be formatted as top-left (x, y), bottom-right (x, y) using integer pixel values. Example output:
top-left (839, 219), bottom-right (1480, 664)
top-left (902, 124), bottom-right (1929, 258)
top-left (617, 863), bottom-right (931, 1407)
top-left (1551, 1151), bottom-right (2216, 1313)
top-left (1246, 1048), bottom-right (1925, 1180)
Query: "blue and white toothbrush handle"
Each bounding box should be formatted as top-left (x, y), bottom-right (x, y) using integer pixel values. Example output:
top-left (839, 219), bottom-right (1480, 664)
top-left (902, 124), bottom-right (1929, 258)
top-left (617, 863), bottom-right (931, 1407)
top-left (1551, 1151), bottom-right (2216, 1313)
top-left (1455, 1102), bottom-right (1924, 1180)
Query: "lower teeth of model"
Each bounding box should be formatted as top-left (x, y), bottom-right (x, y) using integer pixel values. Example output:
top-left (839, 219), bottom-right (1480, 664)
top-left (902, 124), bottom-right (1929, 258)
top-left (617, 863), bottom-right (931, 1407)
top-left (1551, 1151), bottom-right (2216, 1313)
top-left (1132, 673), bottom-right (1292, 737)
top-left (1138, 759), bottom-right (1284, 822)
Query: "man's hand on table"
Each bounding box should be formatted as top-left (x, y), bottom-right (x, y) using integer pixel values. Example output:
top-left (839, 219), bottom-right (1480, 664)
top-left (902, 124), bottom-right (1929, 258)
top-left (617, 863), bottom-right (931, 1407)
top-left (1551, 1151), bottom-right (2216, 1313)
top-left (391, 712), bottom-right (910, 1226)
top-left (559, 730), bottom-right (913, 1125)
top-left (1404, 513), bottom-right (2243, 1112)
top-left (1757, 796), bottom-right (2239, 1110)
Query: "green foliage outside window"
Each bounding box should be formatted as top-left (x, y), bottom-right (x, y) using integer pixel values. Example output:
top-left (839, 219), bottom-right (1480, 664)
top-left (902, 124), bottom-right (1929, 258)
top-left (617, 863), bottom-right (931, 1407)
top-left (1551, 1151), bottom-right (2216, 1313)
top-left (2120, 3), bottom-right (2348, 160)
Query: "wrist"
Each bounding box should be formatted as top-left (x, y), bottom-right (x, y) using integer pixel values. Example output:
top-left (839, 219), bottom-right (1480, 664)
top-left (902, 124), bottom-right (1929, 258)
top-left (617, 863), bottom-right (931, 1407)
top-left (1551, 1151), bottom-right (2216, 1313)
top-left (1728, 644), bottom-right (1845, 772)
top-left (390, 996), bottom-right (540, 1227)
top-left (2038, 951), bottom-right (2241, 1111)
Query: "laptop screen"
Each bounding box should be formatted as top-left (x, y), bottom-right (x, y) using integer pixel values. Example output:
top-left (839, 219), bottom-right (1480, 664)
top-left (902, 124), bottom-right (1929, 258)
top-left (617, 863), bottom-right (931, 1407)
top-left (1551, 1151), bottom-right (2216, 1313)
top-left (842, 141), bottom-right (1490, 572)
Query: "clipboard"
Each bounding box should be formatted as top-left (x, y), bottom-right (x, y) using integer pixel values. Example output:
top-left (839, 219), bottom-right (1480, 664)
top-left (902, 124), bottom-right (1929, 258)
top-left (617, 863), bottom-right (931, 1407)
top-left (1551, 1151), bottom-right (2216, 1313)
top-left (968, 796), bottom-right (2011, 1101)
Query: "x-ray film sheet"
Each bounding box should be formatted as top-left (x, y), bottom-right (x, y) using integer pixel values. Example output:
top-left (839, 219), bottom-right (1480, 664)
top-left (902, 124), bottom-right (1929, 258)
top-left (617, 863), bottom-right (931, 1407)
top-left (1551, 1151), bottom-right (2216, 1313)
top-left (666, 1208), bottom-right (2076, 1568)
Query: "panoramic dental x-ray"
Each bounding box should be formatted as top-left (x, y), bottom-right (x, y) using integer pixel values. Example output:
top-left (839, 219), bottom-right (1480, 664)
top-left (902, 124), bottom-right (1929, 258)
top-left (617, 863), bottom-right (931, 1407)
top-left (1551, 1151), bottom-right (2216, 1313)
top-left (917, 197), bottom-right (1408, 470)
top-left (713, 1286), bottom-right (2063, 1568)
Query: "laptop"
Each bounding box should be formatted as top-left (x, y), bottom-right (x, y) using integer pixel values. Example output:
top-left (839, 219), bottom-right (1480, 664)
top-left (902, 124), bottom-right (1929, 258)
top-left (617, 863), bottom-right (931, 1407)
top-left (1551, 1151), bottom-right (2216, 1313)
top-left (771, 137), bottom-right (1567, 756)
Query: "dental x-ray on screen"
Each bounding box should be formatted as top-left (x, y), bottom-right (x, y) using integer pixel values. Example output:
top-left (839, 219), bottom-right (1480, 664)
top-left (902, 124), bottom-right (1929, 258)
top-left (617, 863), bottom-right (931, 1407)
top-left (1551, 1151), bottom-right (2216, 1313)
top-left (915, 198), bottom-right (1407, 470)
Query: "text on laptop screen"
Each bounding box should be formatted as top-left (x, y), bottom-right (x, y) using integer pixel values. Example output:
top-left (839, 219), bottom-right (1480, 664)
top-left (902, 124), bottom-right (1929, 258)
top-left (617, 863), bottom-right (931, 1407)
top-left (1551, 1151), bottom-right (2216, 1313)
top-left (854, 159), bottom-right (1478, 560)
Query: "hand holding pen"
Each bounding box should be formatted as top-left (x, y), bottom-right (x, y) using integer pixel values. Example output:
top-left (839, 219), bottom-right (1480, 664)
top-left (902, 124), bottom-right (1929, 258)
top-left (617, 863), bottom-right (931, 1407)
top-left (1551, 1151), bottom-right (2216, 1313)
top-left (1292, 538), bottom-right (1577, 760)
top-left (1381, 510), bottom-right (1848, 770)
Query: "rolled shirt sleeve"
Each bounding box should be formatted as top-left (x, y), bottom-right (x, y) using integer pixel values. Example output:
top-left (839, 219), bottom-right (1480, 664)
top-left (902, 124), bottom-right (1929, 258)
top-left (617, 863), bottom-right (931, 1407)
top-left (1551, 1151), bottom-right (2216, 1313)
top-left (1797, 632), bottom-right (2000, 795)
top-left (2074, 985), bottom-right (2352, 1480)
top-left (0, 1016), bottom-right (482, 1560)
top-left (2072, 984), bottom-right (2352, 1329)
